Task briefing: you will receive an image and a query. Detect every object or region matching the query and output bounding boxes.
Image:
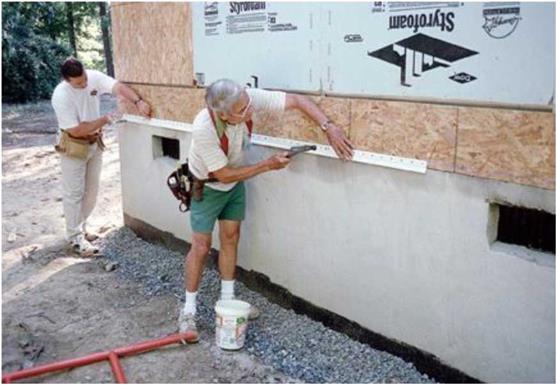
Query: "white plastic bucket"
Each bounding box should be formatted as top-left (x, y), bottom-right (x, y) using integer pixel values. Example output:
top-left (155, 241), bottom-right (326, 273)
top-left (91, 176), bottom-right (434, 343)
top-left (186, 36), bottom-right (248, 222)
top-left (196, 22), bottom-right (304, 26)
top-left (214, 299), bottom-right (251, 350)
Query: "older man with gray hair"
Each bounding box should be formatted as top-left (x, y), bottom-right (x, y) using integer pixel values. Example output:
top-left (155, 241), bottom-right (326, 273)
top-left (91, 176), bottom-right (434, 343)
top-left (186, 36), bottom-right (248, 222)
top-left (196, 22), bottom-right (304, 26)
top-left (179, 79), bottom-right (353, 340)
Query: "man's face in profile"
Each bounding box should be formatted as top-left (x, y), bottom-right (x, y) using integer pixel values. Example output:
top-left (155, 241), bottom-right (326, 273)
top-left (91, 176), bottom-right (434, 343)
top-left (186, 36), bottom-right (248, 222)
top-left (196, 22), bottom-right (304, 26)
top-left (66, 72), bottom-right (88, 89)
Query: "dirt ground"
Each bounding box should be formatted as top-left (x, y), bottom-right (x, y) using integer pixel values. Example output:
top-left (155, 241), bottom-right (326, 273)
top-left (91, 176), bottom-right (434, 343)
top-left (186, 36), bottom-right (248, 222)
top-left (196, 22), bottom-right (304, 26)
top-left (1, 99), bottom-right (296, 383)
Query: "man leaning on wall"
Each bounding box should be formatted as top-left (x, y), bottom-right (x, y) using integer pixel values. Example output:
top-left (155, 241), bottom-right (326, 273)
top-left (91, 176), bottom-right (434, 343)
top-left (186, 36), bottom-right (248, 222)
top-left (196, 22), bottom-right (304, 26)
top-left (51, 57), bottom-right (152, 256)
top-left (179, 78), bottom-right (354, 340)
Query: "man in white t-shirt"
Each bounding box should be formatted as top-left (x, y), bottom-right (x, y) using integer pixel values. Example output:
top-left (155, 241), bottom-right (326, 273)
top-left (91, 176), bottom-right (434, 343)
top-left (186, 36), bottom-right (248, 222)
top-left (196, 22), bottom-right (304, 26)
top-left (51, 57), bottom-right (151, 256)
top-left (179, 78), bottom-right (354, 340)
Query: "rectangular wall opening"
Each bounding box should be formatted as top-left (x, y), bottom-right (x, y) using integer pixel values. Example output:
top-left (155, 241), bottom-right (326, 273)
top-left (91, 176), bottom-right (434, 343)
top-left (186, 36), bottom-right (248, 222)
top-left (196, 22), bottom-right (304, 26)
top-left (153, 136), bottom-right (180, 160)
top-left (495, 204), bottom-right (555, 253)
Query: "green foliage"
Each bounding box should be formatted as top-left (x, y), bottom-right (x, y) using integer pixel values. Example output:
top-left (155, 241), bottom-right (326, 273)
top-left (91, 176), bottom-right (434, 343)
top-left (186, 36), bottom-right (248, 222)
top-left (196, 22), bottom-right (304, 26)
top-left (77, 12), bottom-right (105, 72)
top-left (2, 2), bottom-right (110, 103)
top-left (4, 2), bottom-right (68, 42)
top-left (2, 2), bottom-right (72, 103)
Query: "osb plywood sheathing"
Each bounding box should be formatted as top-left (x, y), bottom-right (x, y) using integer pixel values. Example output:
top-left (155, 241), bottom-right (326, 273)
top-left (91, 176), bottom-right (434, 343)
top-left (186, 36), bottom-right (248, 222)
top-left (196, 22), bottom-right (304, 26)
top-left (350, 99), bottom-right (457, 172)
top-left (456, 107), bottom-right (555, 190)
top-left (118, 85), bottom-right (205, 123)
top-left (111, 2), bottom-right (193, 86)
top-left (253, 96), bottom-right (350, 146)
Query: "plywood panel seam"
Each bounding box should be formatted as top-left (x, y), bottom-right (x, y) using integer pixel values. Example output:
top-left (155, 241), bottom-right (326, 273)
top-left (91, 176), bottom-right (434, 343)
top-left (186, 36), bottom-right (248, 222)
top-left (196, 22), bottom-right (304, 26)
top-left (453, 107), bottom-right (460, 173)
top-left (120, 82), bottom-right (198, 89)
top-left (348, 99), bottom-right (353, 141)
top-left (322, 93), bottom-right (553, 113)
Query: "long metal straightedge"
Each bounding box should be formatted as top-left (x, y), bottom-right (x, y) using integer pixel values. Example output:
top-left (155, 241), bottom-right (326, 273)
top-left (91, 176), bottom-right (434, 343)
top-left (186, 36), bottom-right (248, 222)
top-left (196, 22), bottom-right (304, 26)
top-left (251, 134), bottom-right (427, 173)
top-left (122, 114), bottom-right (427, 174)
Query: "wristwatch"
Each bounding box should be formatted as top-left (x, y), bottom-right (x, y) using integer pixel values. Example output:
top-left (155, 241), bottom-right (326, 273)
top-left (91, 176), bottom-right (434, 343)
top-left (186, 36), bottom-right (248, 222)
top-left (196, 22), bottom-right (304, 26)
top-left (320, 119), bottom-right (333, 132)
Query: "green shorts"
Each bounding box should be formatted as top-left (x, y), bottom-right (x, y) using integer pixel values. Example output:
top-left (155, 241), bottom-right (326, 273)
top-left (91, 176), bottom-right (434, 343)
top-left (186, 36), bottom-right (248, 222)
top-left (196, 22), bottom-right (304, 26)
top-left (190, 182), bottom-right (246, 233)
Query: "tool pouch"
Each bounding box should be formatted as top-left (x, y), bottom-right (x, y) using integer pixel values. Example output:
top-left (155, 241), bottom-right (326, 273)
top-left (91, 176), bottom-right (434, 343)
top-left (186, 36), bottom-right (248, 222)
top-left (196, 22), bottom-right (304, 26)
top-left (55, 130), bottom-right (98, 160)
top-left (167, 161), bottom-right (217, 213)
top-left (167, 162), bottom-right (193, 212)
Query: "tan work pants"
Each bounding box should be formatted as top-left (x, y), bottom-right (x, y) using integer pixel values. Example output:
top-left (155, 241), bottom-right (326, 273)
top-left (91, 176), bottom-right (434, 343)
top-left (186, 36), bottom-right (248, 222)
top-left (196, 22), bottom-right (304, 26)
top-left (59, 143), bottom-right (103, 241)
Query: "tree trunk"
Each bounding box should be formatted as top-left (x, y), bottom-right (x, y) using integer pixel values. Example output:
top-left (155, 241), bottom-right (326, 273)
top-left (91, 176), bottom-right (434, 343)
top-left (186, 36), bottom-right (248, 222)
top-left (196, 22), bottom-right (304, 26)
top-left (66, 2), bottom-right (77, 57)
top-left (98, 2), bottom-right (114, 77)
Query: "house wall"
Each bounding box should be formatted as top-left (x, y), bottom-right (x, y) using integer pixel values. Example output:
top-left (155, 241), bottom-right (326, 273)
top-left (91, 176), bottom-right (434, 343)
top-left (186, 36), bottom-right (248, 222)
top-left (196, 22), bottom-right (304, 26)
top-left (111, 3), bottom-right (556, 382)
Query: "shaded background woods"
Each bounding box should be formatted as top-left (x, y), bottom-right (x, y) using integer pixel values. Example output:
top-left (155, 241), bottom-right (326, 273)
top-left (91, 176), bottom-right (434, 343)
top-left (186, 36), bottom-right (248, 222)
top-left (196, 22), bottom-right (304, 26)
top-left (2, 2), bottom-right (114, 103)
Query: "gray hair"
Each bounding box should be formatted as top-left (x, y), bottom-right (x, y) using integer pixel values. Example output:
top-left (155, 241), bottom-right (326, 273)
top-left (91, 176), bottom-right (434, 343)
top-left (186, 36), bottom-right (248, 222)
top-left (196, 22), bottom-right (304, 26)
top-left (205, 79), bottom-right (244, 113)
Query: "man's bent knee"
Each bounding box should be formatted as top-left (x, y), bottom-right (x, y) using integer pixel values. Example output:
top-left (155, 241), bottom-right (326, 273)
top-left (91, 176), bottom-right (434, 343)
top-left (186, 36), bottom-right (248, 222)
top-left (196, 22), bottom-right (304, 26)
top-left (219, 221), bottom-right (241, 245)
top-left (220, 230), bottom-right (240, 246)
top-left (189, 236), bottom-right (211, 257)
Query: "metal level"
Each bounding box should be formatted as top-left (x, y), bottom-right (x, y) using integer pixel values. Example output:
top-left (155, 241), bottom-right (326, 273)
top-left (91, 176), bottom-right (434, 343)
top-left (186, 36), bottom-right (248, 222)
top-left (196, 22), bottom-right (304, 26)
top-left (251, 134), bottom-right (427, 173)
top-left (122, 114), bottom-right (427, 174)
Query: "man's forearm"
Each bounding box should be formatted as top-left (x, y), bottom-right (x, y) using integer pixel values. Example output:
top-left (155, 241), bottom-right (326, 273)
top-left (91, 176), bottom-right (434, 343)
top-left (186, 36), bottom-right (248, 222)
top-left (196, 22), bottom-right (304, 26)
top-left (289, 94), bottom-right (328, 126)
top-left (113, 82), bottom-right (151, 118)
top-left (211, 161), bottom-right (271, 184)
top-left (286, 93), bottom-right (354, 160)
top-left (114, 82), bottom-right (141, 103)
top-left (66, 116), bottom-right (108, 138)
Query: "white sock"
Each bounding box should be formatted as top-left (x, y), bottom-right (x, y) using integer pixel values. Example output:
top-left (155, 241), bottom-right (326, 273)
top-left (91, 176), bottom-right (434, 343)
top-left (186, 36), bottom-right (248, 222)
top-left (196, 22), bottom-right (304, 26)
top-left (220, 280), bottom-right (235, 300)
top-left (183, 290), bottom-right (197, 315)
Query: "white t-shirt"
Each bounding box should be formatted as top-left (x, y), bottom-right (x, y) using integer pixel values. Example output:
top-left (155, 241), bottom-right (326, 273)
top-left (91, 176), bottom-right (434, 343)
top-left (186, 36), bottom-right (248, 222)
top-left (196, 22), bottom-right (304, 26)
top-left (51, 69), bottom-right (117, 131)
top-left (189, 88), bottom-right (286, 192)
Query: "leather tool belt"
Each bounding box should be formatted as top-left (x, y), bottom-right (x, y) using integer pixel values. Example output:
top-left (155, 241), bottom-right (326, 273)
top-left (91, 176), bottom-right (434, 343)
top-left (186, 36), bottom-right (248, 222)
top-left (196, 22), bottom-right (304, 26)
top-left (55, 130), bottom-right (105, 160)
top-left (167, 161), bottom-right (217, 213)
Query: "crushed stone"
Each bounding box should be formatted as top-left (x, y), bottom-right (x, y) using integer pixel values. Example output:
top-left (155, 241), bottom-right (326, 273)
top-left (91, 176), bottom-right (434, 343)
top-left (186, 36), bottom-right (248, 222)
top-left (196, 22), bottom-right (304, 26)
top-left (97, 227), bottom-right (435, 383)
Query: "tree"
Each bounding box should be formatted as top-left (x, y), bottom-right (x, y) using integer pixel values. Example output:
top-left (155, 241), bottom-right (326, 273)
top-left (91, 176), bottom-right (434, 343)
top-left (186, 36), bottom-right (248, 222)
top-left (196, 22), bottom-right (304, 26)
top-left (2, 2), bottom-right (109, 103)
top-left (2, 2), bottom-right (71, 102)
top-left (98, 2), bottom-right (113, 77)
top-left (65, 2), bottom-right (77, 56)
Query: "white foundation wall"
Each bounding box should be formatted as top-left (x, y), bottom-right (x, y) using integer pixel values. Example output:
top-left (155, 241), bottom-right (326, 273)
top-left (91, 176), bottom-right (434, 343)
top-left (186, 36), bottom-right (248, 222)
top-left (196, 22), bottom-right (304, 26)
top-left (118, 122), bottom-right (555, 383)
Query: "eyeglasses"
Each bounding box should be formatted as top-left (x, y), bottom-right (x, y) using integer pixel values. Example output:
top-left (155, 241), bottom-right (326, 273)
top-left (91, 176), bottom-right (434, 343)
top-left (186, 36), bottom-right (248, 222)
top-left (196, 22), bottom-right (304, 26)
top-left (229, 91), bottom-right (252, 119)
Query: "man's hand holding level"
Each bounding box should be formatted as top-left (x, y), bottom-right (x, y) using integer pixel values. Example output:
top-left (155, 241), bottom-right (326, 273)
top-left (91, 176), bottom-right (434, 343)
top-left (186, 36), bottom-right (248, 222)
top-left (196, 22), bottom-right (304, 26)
top-left (136, 99), bottom-right (152, 118)
top-left (325, 124), bottom-right (354, 161)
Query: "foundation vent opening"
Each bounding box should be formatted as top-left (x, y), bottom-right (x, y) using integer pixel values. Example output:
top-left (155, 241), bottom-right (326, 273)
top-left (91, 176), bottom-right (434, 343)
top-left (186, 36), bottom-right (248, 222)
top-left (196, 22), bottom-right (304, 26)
top-left (495, 204), bottom-right (555, 253)
top-left (153, 136), bottom-right (180, 160)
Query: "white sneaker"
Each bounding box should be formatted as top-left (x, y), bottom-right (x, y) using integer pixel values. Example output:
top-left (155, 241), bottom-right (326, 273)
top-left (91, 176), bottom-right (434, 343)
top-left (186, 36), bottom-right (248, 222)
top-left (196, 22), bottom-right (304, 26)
top-left (84, 232), bottom-right (99, 242)
top-left (70, 234), bottom-right (99, 257)
top-left (178, 309), bottom-right (199, 343)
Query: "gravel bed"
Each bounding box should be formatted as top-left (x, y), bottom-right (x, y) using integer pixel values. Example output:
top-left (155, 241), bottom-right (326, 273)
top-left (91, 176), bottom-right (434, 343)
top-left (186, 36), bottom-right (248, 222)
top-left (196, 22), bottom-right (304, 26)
top-left (98, 227), bottom-right (435, 383)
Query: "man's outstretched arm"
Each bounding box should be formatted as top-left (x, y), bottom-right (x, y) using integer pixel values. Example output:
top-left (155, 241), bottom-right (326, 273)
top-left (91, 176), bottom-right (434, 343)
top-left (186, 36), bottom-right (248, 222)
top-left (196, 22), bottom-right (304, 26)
top-left (285, 94), bottom-right (354, 160)
top-left (210, 152), bottom-right (291, 184)
top-left (113, 82), bottom-right (152, 118)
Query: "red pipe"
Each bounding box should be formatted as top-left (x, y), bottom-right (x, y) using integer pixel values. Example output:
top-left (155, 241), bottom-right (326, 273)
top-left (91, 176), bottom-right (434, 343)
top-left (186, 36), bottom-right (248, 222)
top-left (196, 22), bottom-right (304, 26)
top-left (108, 352), bottom-right (127, 384)
top-left (2, 332), bottom-right (196, 383)
top-left (114, 332), bottom-right (194, 356)
top-left (2, 351), bottom-right (109, 382)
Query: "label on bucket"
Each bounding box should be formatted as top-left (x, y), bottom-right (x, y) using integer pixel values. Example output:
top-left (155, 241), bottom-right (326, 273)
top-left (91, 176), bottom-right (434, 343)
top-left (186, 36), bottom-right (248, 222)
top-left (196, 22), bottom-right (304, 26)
top-left (215, 314), bottom-right (248, 350)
